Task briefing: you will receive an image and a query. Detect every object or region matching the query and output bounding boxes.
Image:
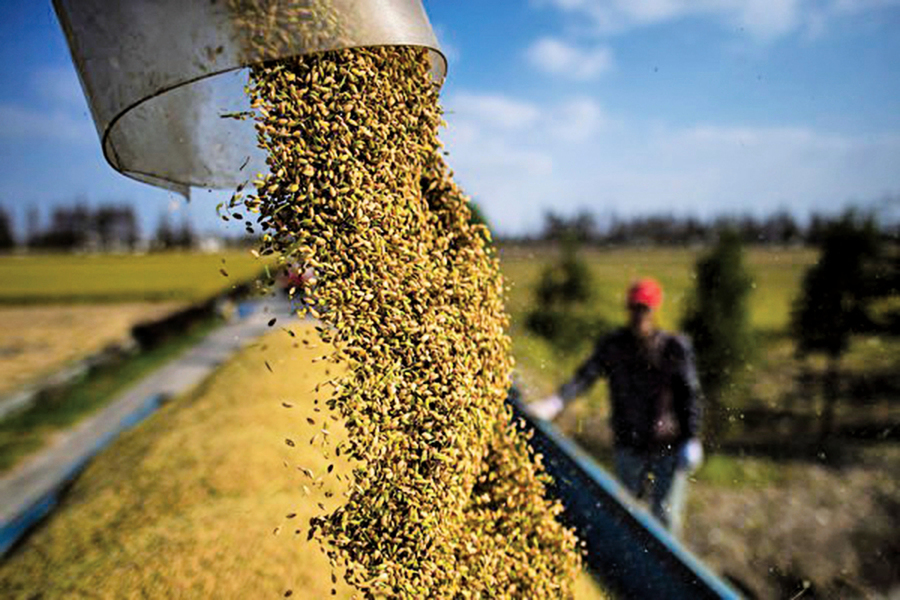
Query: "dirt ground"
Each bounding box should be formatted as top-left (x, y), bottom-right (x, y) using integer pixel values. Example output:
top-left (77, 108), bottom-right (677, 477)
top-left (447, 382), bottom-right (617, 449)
top-left (0, 303), bottom-right (183, 397)
top-left (557, 401), bottom-right (900, 600)
top-left (686, 444), bottom-right (900, 599)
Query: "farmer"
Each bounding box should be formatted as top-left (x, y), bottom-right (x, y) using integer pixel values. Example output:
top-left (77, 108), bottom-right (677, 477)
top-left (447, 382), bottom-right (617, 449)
top-left (528, 278), bottom-right (704, 536)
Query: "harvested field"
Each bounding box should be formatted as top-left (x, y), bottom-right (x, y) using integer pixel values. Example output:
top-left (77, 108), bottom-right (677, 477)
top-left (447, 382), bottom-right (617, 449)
top-left (0, 302), bottom-right (182, 397)
top-left (559, 404), bottom-right (900, 598)
top-left (686, 445), bottom-right (900, 599)
top-left (0, 324), bottom-right (606, 598)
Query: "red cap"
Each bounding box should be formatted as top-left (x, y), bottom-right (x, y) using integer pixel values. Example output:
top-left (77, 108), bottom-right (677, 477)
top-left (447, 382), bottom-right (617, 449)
top-left (627, 278), bottom-right (663, 309)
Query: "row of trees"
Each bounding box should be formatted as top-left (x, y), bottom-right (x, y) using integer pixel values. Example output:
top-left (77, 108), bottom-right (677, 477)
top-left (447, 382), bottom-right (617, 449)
top-left (527, 210), bottom-right (899, 442)
top-left (28, 205), bottom-right (139, 251)
top-left (790, 212), bottom-right (898, 437)
top-left (521, 208), bottom-right (897, 247)
top-left (0, 205), bottom-right (200, 252)
top-left (153, 213), bottom-right (197, 250)
top-left (4, 201), bottom-right (894, 252)
top-left (691, 210), bottom-right (898, 440)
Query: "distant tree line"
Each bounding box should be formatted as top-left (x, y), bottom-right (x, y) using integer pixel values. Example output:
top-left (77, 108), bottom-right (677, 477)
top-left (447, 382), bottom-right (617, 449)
top-left (0, 203), bottom-right (205, 252)
top-left (3, 199), bottom-right (897, 254)
top-left (153, 212), bottom-right (197, 251)
top-left (507, 208), bottom-right (898, 247)
top-left (23, 204), bottom-right (140, 251)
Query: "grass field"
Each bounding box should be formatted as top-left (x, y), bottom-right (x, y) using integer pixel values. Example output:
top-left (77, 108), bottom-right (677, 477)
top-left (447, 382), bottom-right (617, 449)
top-left (0, 325), bottom-right (606, 599)
top-left (499, 245), bottom-right (820, 403)
top-left (500, 243), bottom-right (899, 419)
top-left (500, 243), bottom-right (900, 463)
top-left (0, 250), bottom-right (267, 304)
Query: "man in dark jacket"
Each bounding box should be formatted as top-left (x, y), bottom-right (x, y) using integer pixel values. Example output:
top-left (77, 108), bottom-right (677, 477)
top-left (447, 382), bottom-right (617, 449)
top-left (528, 278), bottom-right (703, 536)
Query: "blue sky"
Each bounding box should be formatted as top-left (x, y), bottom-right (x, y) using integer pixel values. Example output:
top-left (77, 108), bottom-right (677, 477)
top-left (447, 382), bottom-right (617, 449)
top-left (0, 0), bottom-right (898, 238)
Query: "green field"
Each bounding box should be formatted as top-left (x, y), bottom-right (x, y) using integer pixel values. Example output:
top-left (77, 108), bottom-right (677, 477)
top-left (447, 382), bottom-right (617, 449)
top-left (500, 245), bottom-right (818, 333)
top-left (499, 245), bottom-right (820, 399)
top-left (501, 244), bottom-right (899, 435)
top-left (0, 251), bottom-right (269, 304)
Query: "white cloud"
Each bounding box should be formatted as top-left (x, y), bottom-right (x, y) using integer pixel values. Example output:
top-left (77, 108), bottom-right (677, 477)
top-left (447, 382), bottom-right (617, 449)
top-left (533, 0), bottom-right (900, 40)
top-left (537, 0), bottom-right (803, 39)
top-left (447, 93), bottom-right (542, 130)
top-left (547, 98), bottom-right (608, 142)
top-left (830, 0), bottom-right (900, 13)
top-left (444, 92), bottom-right (607, 144)
top-left (440, 94), bottom-right (900, 234)
top-left (737, 0), bottom-right (803, 38)
top-left (526, 37), bottom-right (614, 80)
top-left (441, 92), bottom-right (613, 231)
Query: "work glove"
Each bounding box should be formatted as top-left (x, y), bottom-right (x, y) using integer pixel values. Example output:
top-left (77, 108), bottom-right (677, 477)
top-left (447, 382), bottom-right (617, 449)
top-left (678, 438), bottom-right (704, 472)
top-left (527, 394), bottom-right (565, 421)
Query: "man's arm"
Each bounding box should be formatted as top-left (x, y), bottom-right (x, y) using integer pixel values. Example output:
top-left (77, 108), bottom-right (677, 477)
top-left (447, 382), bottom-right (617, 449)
top-left (558, 337), bottom-right (610, 403)
top-left (671, 335), bottom-right (703, 443)
top-left (527, 336), bottom-right (611, 420)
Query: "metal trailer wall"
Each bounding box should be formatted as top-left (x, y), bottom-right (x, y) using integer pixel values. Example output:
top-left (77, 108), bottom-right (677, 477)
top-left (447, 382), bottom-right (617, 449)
top-left (507, 393), bottom-right (743, 600)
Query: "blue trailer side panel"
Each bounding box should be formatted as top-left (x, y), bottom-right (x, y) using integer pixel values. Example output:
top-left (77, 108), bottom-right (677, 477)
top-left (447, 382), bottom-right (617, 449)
top-left (508, 396), bottom-right (742, 600)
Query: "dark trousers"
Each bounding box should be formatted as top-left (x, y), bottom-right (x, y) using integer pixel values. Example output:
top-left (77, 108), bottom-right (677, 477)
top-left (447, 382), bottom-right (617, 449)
top-left (614, 446), bottom-right (689, 537)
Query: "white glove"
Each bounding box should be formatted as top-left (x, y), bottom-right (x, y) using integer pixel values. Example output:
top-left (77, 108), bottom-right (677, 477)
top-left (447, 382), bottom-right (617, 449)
top-left (527, 394), bottom-right (565, 421)
top-left (678, 438), bottom-right (704, 472)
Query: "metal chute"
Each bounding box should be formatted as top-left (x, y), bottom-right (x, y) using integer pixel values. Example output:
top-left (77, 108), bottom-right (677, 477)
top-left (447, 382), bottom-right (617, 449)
top-left (52, 0), bottom-right (445, 191)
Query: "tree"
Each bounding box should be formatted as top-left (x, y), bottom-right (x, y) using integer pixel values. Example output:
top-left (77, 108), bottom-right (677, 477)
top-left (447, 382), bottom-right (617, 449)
top-left (154, 213), bottom-right (177, 250)
top-left (122, 207), bottom-right (140, 249)
top-left (681, 228), bottom-right (754, 444)
top-left (0, 207), bottom-right (14, 251)
top-left (541, 209), bottom-right (597, 244)
top-left (762, 210), bottom-right (801, 245)
top-left (871, 240), bottom-right (900, 333)
top-left (33, 203), bottom-right (93, 250)
top-left (175, 215), bottom-right (195, 249)
top-left (26, 206), bottom-right (40, 249)
top-left (526, 241), bottom-right (606, 353)
top-left (25, 203), bottom-right (140, 252)
top-left (791, 210), bottom-right (882, 438)
top-left (93, 205), bottom-right (139, 250)
top-left (154, 212), bottom-right (197, 250)
top-left (792, 211), bottom-right (881, 356)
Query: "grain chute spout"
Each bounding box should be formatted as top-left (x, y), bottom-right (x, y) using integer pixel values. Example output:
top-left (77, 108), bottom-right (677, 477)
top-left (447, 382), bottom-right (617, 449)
top-left (52, 0), bottom-right (445, 192)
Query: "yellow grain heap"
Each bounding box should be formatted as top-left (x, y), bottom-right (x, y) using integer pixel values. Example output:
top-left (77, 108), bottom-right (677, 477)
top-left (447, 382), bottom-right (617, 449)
top-left (237, 44), bottom-right (582, 598)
